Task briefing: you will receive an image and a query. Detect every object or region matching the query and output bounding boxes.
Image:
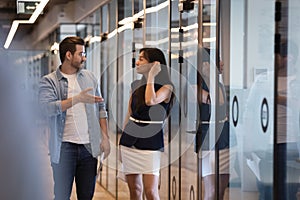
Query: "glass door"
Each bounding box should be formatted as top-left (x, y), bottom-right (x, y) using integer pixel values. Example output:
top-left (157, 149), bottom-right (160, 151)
top-left (274, 0), bottom-right (300, 199)
top-left (197, 1), bottom-right (234, 200)
top-left (177, 1), bottom-right (199, 200)
top-left (228, 0), bottom-right (275, 199)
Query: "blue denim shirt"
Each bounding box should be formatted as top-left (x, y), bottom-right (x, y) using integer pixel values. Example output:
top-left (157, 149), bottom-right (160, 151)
top-left (39, 66), bottom-right (107, 163)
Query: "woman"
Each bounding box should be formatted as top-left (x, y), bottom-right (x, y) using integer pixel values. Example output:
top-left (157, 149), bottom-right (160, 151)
top-left (119, 48), bottom-right (174, 200)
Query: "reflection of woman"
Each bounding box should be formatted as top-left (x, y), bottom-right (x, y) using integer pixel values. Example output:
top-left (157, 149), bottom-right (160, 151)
top-left (196, 48), bottom-right (236, 200)
top-left (119, 48), bottom-right (174, 200)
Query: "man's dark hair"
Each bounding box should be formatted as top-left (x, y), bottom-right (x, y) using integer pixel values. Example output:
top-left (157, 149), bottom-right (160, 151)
top-left (59, 36), bottom-right (85, 63)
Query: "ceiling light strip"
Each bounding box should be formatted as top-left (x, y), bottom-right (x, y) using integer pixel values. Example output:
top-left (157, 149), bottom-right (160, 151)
top-left (29, 0), bottom-right (49, 23)
top-left (3, 0), bottom-right (49, 49)
top-left (4, 21), bottom-right (20, 49)
top-left (118, 1), bottom-right (168, 25)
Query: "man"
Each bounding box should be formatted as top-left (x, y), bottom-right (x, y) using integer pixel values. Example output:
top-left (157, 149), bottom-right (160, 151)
top-left (39, 36), bottom-right (110, 200)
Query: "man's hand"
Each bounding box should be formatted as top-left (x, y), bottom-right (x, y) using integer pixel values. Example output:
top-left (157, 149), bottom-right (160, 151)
top-left (73, 88), bottom-right (103, 104)
top-left (100, 137), bottom-right (111, 159)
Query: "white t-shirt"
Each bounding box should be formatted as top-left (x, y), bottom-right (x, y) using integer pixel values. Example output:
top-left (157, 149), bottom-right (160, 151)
top-left (61, 72), bottom-right (89, 144)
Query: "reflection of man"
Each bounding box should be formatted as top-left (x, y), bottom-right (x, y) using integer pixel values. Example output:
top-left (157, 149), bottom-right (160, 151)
top-left (39, 36), bottom-right (110, 200)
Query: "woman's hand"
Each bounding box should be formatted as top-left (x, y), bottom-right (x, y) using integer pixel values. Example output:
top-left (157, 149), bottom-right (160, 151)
top-left (148, 61), bottom-right (161, 77)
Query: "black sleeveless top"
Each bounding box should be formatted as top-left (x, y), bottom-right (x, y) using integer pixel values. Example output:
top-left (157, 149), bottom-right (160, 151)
top-left (196, 81), bottom-right (234, 151)
top-left (119, 80), bottom-right (171, 151)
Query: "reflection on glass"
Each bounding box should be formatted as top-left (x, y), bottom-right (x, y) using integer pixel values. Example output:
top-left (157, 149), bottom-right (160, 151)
top-left (274, 39), bottom-right (300, 200)
top-left (230, 1), bottom-right (275, 199)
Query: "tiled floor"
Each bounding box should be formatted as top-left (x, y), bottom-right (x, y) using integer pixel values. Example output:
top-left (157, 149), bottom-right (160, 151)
top-left (38, 130), bottom-right (264, 200)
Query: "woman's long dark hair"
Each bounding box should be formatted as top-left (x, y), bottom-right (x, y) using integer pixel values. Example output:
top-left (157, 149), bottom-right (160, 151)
top-left (134, 48), bottom-right (175, 116)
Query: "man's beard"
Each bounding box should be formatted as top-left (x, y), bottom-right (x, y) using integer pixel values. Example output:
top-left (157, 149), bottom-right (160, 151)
top-left (71, 61), bottom-right (84, 70)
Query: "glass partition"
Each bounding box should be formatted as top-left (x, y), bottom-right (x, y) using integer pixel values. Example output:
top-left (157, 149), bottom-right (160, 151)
top-left (104, 34), bottom-right (118, 197)
top-left (169, 2), bottom-right (181, 199)
top-left (278, 0), bottom-right (300, 199)
top-left (178, 2), bottom-right (199, 200)
top-left (100, 0), bottom-right (118, 197)
top-left (84, 9), bottom-right (101, 75)
top-left (7, 0), bottom-right (299, 199)
top-left (143, 1), bottom-right (172, 199)
top-left (98, 2), bottom-right (109, 191)
top-left (115, 0), bottom-right (134, 199)
top-left (1, 49), bottom-right (50, 200)
top-left (109, 0), bottom-right (117, 33)
top-left (101, 5), bottom-right (108, 34)
top-left (33, 1), bottom-right (300, 199)
top-left (229, 0), bottom-right (275, 199)
top-left (115, 28), bottom-right (133, 200)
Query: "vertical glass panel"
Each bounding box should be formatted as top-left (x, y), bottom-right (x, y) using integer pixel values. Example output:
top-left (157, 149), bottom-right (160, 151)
top-left (98, 26), bottom-right (109, 190)
top-left (146, 0), bottom-right (166, 8)
top-left (104, 35), bottom-right (118, 197)
top-left (85, 8), bottom-right (101, 89)
top-left (202, 4), bottom-right (216, 49)
top-left (281, 0), bottom-right (300, 199)
top-left (198, 1), bottom-right (233, 200)
top-left (109, 0), bottom-right (117, 32)
top-left (84, 9), bottom-right (101, 74)
top-left (60, 24), bottom-right (76, 33)
top-left (1, 49), bottom-right (50, 200)
top-left (115, 1), bottom-right (134, 198)
top-left (145, 1), bottom-right (169, 50)
top-left (76, 24), bottom-right (87, 42)
top-left (102, 5), bottom-right (108, 33)
top-left (97, 35), bottom-right (118, 196)
top-left (59, 24), bottom-right (76, 41)
top-left (144, 1), bottom-right (172, 199)
top-left (94, 8), bottom-right (101, 36)
top-left (178, 2), bottom-right (199, 200)
top-left (118, 0), bottom-right (132, 21)
top-left (133, 0), bottom-right (144, 49)
top-left (78, 12), bottom-right (99, 39)
top-left (116, 29), bottom-right (133, 200)
top-left (169, 1), bottom-right (181, 199)
top-left (85, 38), bottom-right (101, 77)
top-left (133, 0), bottom-right (143, 15)
top-left (229, 0), bottom-right (275, 199)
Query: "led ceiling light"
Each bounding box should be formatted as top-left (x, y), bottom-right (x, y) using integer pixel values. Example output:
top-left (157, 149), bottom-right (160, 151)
top-left (29, 0), bottom-right (49, 23)
top-left (118, 1), bottom-right (168, 26)
top-left (4, 0), bottom-right (49, 49)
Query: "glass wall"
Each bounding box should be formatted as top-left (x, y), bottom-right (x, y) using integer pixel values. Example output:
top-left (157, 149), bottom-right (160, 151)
top-left (169, 1), bottom-right (181, 199)
top-left (277, 0), bottom-right (300, 199)
top-left (46, 0), bottom-right (299, 199)
top-left (115, 0), bottom-right (134, 199)
top-left (98, 1), bottom-right (119, 197)
top-left (174, 1), bottom-right (199, 200)
top-left (144, 1), bottom-right (172, 199)
top-left (7, 0), bottom-right (298, 199)
top-left (229, 0), bottom-right (275, 199)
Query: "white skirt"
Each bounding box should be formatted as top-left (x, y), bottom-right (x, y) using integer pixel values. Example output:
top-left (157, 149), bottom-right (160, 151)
top-left (201, 148), bottom-right (236, 177)
top-left (119, 145), bottom-right (161, 176)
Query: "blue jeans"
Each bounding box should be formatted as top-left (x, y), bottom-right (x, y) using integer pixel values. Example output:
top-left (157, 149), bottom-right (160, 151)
top-left (51, 142), bottom-right (97, 200)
